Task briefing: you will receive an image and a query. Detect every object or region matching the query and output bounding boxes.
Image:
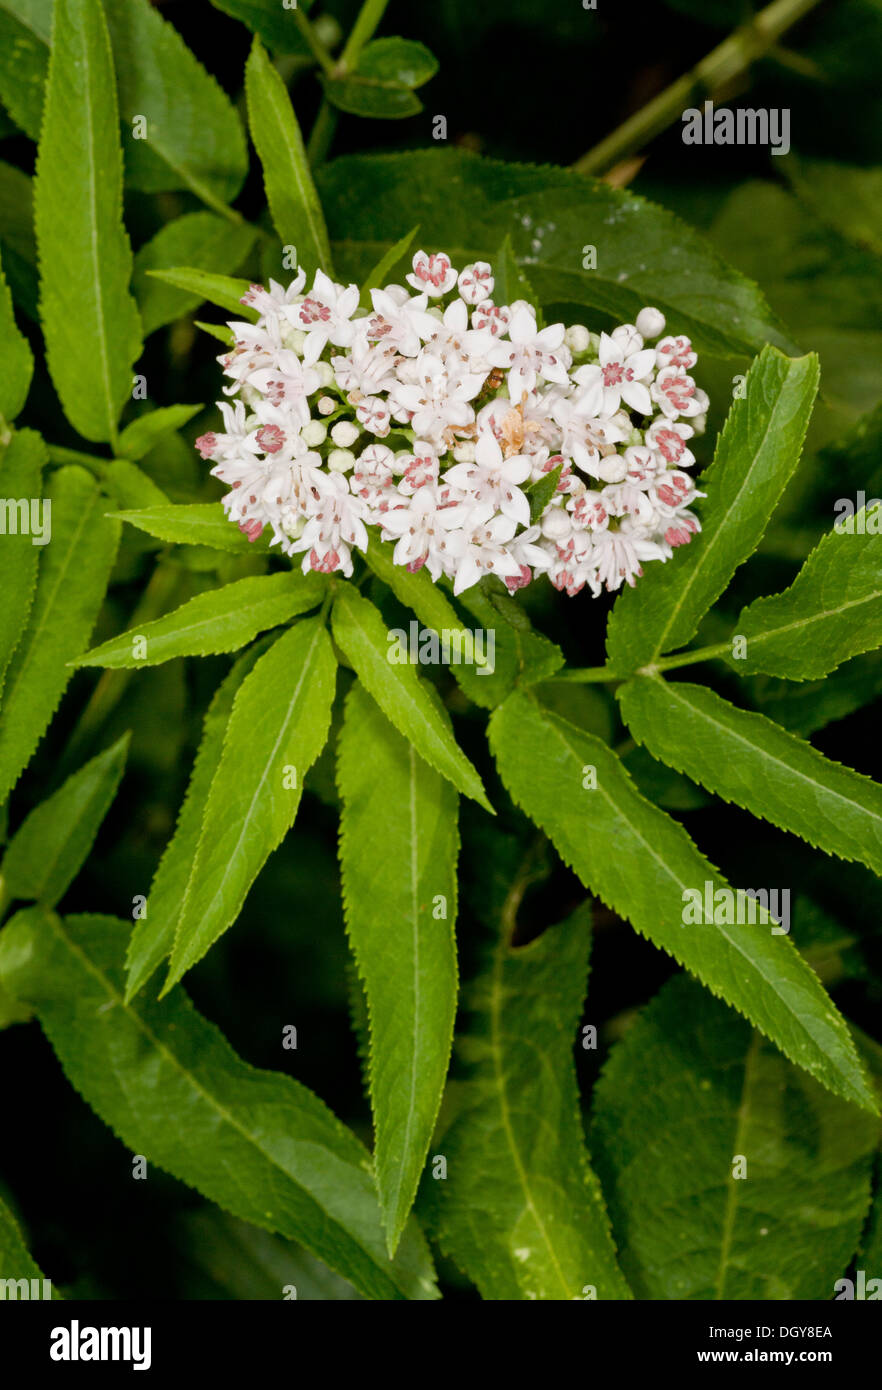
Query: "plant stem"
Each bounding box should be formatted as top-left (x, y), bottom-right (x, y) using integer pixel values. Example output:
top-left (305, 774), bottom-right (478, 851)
top-left (293, 8), bottom-right (337, 77)
top-left (306, 0), bottom-right (392, 166)
top-left (573, 0), bottom-right (825, 177)
top-left (552, 638), bottom-right (733, 684)
top-left (339, 0), bottom-right (391, 71)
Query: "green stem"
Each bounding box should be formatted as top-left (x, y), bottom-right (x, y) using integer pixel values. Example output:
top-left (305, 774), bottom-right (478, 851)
top-left (338, 0), bottom-right (391, 70)
top-left (552, 637), bottom-right (733, 684)
top-left (293, 8), bottom-right (337, 77)
top-left (573, 0), bottom-right (825, 176)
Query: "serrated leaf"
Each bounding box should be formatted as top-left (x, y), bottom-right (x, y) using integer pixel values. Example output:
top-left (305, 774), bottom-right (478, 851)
top-left (78, 571), bottom-right (326, 669)
top-left (103, 0), bottom-right (247, 205)
top-left (432, 901), bottom-right (631, 1301)
top-left (117, 405), bottom-right (201, 460)
top-left (727, 510), bottom-right (882, 680)
top-left (0, 907), bottom-right (438, 1301)
top-left (144, 266), bottom-right (255, 321)
top-left (330, 586), bottom-right (491, 811)
top-left (493, 231), bottom-right (538, 309)
top-left (117, 502), bottom-right (264, 552)
top-left (591, 975), bottom-right (878, 1299)
top-left (103, 458), bottom-right (169, 510)
top-left (0, 466), bottom-right (120, 807)
top-left (0, 1192), bottom-right (53, 1291)
top-left (133, 213), bottom-right (257, 336)
top-left (0, 159), bottom-right (37, 317)
top-left (363, 538), bottom-right (499, 708)
top-left (488, 693), bottom-right (877, 1112)
top-left (174, 1207), bottom-right (361, 1301)
top-left (358, 37), bottom-right (438, 89)
top-left (164, 617), bottom-right (336, 991)
top-left (126, 645), bottom-right (266, 1000)
top-left (0, 429), bottom-right (44, 695)
top-left (526, 462), bottom-right (563, 523)
top-left (746, 653), bottom-right (882, 737)
top-left (0, 733), bottom-right (128, 907)
top-left (34, 0), bottom-right (142, 445)
top-left (605, 347), bottom-right (820, 675)
top-left (338, 682), bottom-right (458, 1255)
top-left (619, 676), bottom-right (882, 878)
top-left (209, 0), bottom-right (314, 55)
top-left (0, 3), bottom-right (47, 139)
top-left (317, 150), bottom-right (797, 359)
top-left (359, 224), bottom-right (420, 305)
top-left (0, 246), bottom-right (32, 420)
top-left (452, 580), bottom-right (564, 705)
top-left (244, 38), bottom-right (331, 281)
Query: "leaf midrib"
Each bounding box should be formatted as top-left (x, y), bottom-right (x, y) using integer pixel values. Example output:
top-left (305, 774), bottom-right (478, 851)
top-left (42, 911), bottom-right (399, 1297)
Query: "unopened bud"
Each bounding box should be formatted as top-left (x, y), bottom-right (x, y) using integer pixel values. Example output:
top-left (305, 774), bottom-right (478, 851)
top-left (330, 420), bottom-right (360, 447)
top-left (635, 307), bottom-right (666, 340)
top-left (328, 448), bottom-right (355, 472)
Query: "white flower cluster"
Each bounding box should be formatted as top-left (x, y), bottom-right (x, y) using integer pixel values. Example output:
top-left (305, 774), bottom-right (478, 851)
top-left (196, 250), bottom-right (708, 596)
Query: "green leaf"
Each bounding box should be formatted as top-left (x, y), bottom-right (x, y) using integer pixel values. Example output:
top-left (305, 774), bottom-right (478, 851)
top-left (0, 907), bottom-right (438, 1301)
top-left (244, 38), bottom-right (331, 281)
top-left (194, 319), bottom-right (235, 346)
top-left (330, 587), bottom-right (491, 811)
top-left (605, 346), bottom-right (820, 675)
top-left (0, 466), bottom-right (120, 808)
top-left (362, 538), bottom-right (500, 708)
top-left (126, 645), bottom-right (266, 1000)
top-left (451, 580), bottom-right (564, 705)
top-left (619, 677), bottom-right (882, 878)
top-left (0, 429), bottom-right (44, 694)
top-left (0, 1192), bottom-right (53, 1291)
top-left (0, 3), bottom-right (47, 140)
top-left (432, 901), bottom-right (631, 1300)
top-left (0, 159), bottom-right (38, 317)
top-left (117, 502), bottom-right (264, 553)
top-left (209, 0), bottom-right (314, 55)
top-left (102, 0), bottom-right (248, 206)
top-left (78, 572), bottom-right (326, 669)
top-left (164, 617), bottom-right (337, 991)
top-left (323, 38), bottom-right (438, 121)
top-left (746, 653), bottom-right (882, 737)
top-left (144, 266), bottom-right (255, 321)
top-left (488, 693), bottom-right (877, 1113)
top-left (0, 734), bottom-right (129, 907)
top-left (727, 510), bottom-right (882, 680)
top-left (117, 405), bottom-right (201, 460)
top-left (133, 213), bottom-right (257, 336)
top-left (526, 461), bottom-right (563, 523)
top-left (359, 224), bottom-right (420, 305)
top-left (493, 231), bottom-right (538, 309)
top-left (173, 1207), bottom-right (361, 1301)
top-left (338, 682), bottom-right (458, 1255)
top-left (591, 975), bottom-right (879, 1299)
top-left (34, 0), bottom-right (142, 445)
top-left (783, 154), bottom-right (882, 257)
top-left (103, 458), bottom-right (169, 510)
top-left (317, 150), bottom-right (796, 359)
top-left (0, 247), bottom-right (32, 420)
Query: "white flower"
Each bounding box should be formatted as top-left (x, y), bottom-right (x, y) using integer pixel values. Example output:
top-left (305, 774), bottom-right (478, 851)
top-left (406, 251), bottom-right (458, 297)
top-left (389, 351), bottom-right (483, 443)
top-left (645, 418), bottom-right (695, 468)
top-left (457, 261), bottom-right (494, 305)
top-left (487, 306), bottom-right (571, 400)
top-left (651, 366), bottom-right (706, 419)
top-left (471, 300), bottom-right (511, 337)
top-left (655, 334), bottom-right (697, 371)
top-left (288, 269), bottom-right (360, 364)
top-left (445, 507), bottom-right (523, 594)
top-left (380, 485), bottom-right (461, 579)
top-left (287, 471), bottom-right (368, 576)
top-left (573, 332), bottom-right (656, 415)
top-left (366, 286), bottom-right (436, 356)
top-left (442, 428), bottom-right (532, 525)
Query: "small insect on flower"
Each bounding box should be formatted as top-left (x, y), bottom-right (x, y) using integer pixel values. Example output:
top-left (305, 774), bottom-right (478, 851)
top-left (195, 250), bottom-right (707, 595)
